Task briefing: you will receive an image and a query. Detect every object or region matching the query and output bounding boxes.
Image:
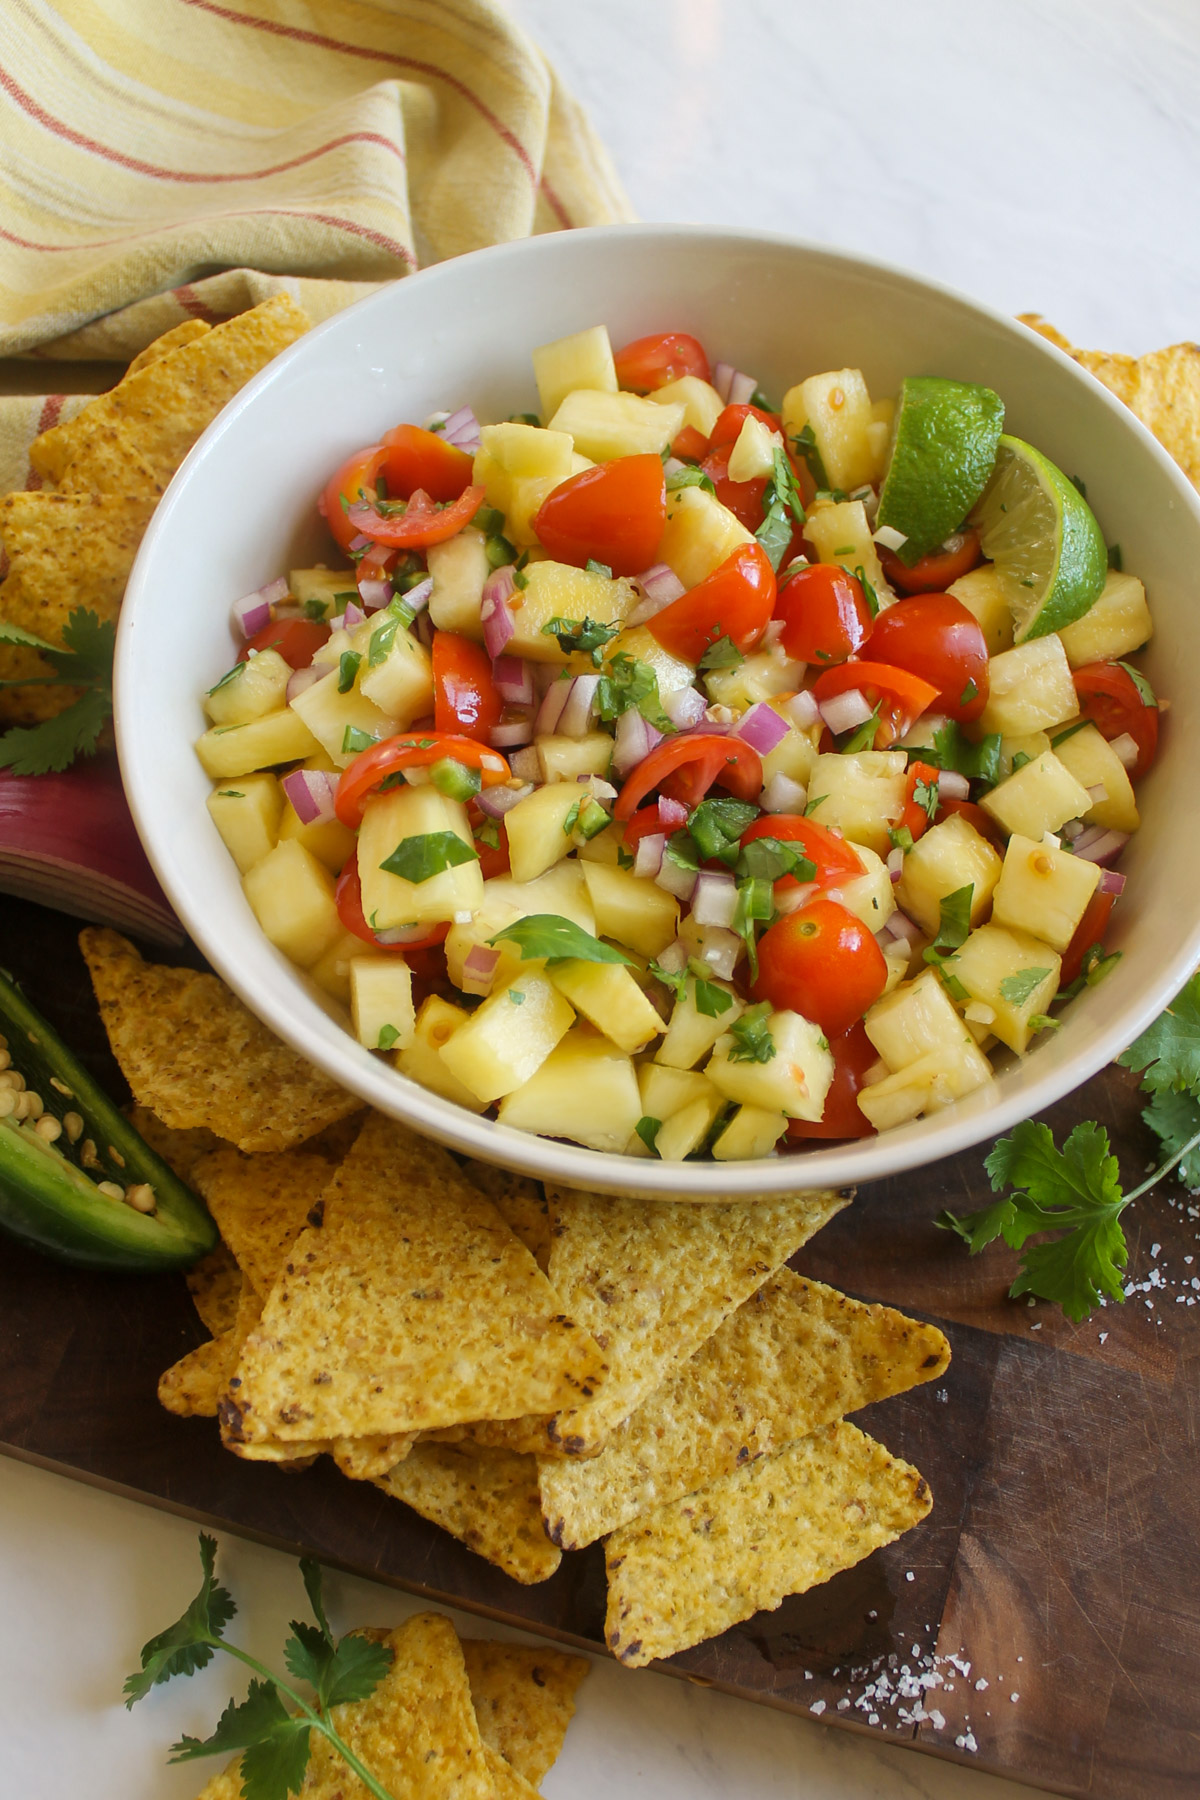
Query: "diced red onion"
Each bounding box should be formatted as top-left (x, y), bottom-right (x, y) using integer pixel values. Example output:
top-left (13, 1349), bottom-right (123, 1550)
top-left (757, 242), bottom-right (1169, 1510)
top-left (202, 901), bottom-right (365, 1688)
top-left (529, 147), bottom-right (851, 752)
top-left (728, 369), bottom-right (758, 406)
top-left (231, 575), bottom-right (287, 639)
top-left (281, 768), bottom-right (338, 826)
top-left (656, 858), bottom-right (697, 902)
top-left (782, 689), bottom-right (820, 731)
top-left (414, 609), bottom-right (435, 647)
top-left (774, 881), bottom-right (817, 915)
top-left (489, 712), bottom-right (536, 749)
top-left (691, 870), bottom-right (737, 929)
top-left (403, 576), bottom-right (433, 615)
top-left (1072, 826), bottom-right (1130, 865)
top-left (937, 769), bottom-right (971, 801)
top-left (493, 656), bottom-right (535, 706)
top-left (1084, 783), bottom-right (1107, 803)
top-left (873, 525), bottom-right (908, 553)
top-left (441, 405), bottom-right (482, 454)
top-left (690, 924), bottom-right (741, 981)
top-left (884, 910), bottom-right (923, 945)
top-left (712, 362), bottom-right (735, 404)
top-left (510, 746), bottom-right (541, 783)
top-left (341, 599), bottom-right (366, 631)
top-left (760, 772), bottom-right (807, 814)
top-left (424, 410), bottom-right (451, 431)
top-left (580, 774), bottom-right (618, 801)
top-left (662, 456), bottom-right (686, 477)
top-left (693, 710), bottom-right (732, 735)
top-left (627, 563), bottom-right (687, 626)
top-left (481, 566), bottom-right (517, 659)
top-left (476, 780), bottom-right (534, 817)
top-left (613, 708), bottom-right (663, 778)
top-left (557, 673), bottom-right (599, 739)
top-left (286, 665), bottom-right (323, 702)
top-left (734, 702), bottom-right (790, 756)
top-left (658, 795), bottom-right (689, 831)
top-left (1099, 869), bottom-right (1127, 896)
top-left (654, 938), bottom-right (688, 976)
top-left (887, 846), bottom-right (906, 880)
top-left (1110, 732), bottom-right (1139, 769)
top-left (532, 661), bottom-right (561, 696)
top-left (634, 832), bottom-right (666, 879)
top-left (461, 943), bottom-right (500, 997)
top-left (357, 541), bottom-right (393, 581)
top-left (535, 677), bottom-right (572, 736)
top-left (1060, 819), bottom-right (1084, 841)
top-left (661, 685), bottom-right (707, 731)
top-left (817, 688), bottom-right (873, 736)
top-left (762, 618), bottom-right (787, 649)
top-left (357, 577), bottom-right (392, 611)
top-left (348, 532), bottom-right (372, 554)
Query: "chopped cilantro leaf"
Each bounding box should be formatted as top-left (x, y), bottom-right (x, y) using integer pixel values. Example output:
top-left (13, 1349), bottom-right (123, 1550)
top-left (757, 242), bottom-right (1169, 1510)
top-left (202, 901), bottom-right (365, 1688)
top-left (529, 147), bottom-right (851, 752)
top-left (791, 422), bottom-right (828, 489)
top-left (888, 824), bottom-right (914, 855)
top-left (586, 558), bottom-right (614, 579)
top-left (913, 776), bottom-right (939, 821)
top-left (596, 653), bottom-right (673, 731)
top-left (341, 726), bottom-right (374, 755)
top-left (999, 967), bottom-right (1052, 1006)
top-left (922, 884), bottom-right (974, 967)
top-left (541, 616), bottom-right (620, 663)
top-left (337, 650), bottom-right (361, 694)
top-left (376, 1024), bottom-right (401, 1050)
top-left (727, 1001), bottom-right (776, 1064)
top-left (1116, 661), bottom-right (1157, 708)
top-left (1010, 750), bottom-right (1034, 774)
top-left (698, 633), bottom-right (744, 671)
top-left (635, 1116), bottom-right (662, 1152)
top-left (1107, 542), bottom-right (1123, 571)
top-left (561, 800), bottom-right (581, 836)
top-left (737, 836), bottom-right (816, 884)
top-left (959, 678), bottom-right (978, 708)
top-left (488, 913), bottom-right (633, 965)
top-left (687, 797), bottom-right (759, 866)
top-left (379, 831), bottom-right (479, 883)
top-left (206, 663), bottom-right (244, 696)
top-left (804, 794), bottom-right (828, 816)
top-left (691, 973), bottom-right (735, 1018)
top-left (840, 703), bottom-right (882, 754)
top-left (665, 466), bottom-right (716, 495)
top-left (508, 990), bottom-right (525, 1005)
top-left (732, 876), bottom-right (775, 981)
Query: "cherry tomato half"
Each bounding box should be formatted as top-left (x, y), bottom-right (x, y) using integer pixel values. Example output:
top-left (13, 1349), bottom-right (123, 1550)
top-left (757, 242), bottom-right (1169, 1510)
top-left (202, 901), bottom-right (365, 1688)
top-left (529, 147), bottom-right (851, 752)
top-left (335, 858), bottom-right (450, 954)
top-left (707, 402), bottom-right (783, 448)
top-left (345, 485), bottom-right (484, 551)
top-left (739, 814), bottom-right (864, 890)
top-left (672, 424), bottom-right (710, 462)
top-left (432, 633), bottom-right (504, 741)
top-left (614, 734), bottom-right (763, 820)
top-left (775, 564), bottom-right (873, 665)
top-left (752, 897), bottom-right (888, 1039)
top-left (319, 444), bottom-right (384, 552)
top-left (786, 1021), bottom-right (878, 1140)
top-left (533, 454), bottom-right (666, 576)
top-left (1073, 662), bottom-right (1159, 779)
top-left (613, 331), bottom-right (710, 391)
top-left (699, 447), bottom-right (769, 533)
top-left (380, 423), bottom-right (475, 503)
top-left (811, 660), bottom-right (941, 749)
top-left (649, 542), bottom-right (777, 664)
top-left (336, 734), bottom-right (511, 829)
top-left (866, 593), bottom-right (989, 722)
top-left (1059, 888), bottom-right (1117, 989)
top-left (877, 529), bottom-right (982, 595)
top-left (238, 617), bottom-right (331, 668)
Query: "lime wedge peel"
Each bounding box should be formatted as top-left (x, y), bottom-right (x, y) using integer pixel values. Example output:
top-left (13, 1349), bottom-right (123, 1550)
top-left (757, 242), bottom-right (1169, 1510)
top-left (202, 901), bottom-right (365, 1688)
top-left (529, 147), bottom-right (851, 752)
top-left (876, 376), bottom-right (1006, 565)
top-left (971, 435), bottom-right (1107, 642)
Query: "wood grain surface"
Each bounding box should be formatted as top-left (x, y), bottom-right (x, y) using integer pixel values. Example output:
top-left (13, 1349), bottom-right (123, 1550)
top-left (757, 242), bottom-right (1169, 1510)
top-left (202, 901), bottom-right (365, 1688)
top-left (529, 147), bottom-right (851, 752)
top-left (1, 893), bottom-right (1197, 1800)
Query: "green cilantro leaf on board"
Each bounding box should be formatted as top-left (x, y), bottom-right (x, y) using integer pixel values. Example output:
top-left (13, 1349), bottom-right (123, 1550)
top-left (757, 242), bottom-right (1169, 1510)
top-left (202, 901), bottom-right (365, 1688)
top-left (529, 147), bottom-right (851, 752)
top-left (1117, 971), bottom-right (1200, 1092)
top-left (488, 913), bottom-right (633, 965)
top-left (378, 831), bottom-right (478, 884)
top-left (999, 967), bottom-right (1053, 1007)
top-left (1141, 1087), bottom-right (1200, 1190)
top-left (727, 1001), bottom-right (777, 1064)
top-left (0, 610), bottom-right (117, 775)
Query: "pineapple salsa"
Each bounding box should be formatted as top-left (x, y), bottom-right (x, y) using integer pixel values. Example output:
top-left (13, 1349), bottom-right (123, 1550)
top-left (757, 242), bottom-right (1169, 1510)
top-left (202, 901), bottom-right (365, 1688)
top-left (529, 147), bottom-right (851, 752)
top-left (194, 323), bottom-right (1161, 1162)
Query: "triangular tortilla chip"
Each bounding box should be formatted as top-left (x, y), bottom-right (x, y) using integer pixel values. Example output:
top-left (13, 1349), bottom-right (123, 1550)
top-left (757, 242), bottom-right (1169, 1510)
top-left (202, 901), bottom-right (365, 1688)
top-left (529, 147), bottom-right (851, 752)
top-left (221, 1113), bottom-right (606, 1447)
top-left (126, 317), bottom-right (211, 374)
top-left (184, 1240), bottom-right (242, 1335)
top-left (81, 928), bottom-right (362, 1152)
top-left (158, 1330), bottom-right (237, 1418)
top-left (0, 490), bottom-right (158, 643)
top-left (376, 1442), bottom-right (560, 1584)
top-left (540, 1272), bottom-right (950, 1548)
top-left (191, 1142), bottom-right (333, 1297)
top-left (481, 1745), bottom-right (542, 1798)
top-left (462, 1160), bottom-right (551, 1271)
top-left (529, 1185), bottom-right (849, 1458)
top-left (194, 1613), bottom-right (493, 1800)
top-left (604, 1420), bottom-right (932, 1667)
top-left (461, 1639), bottom-right (589, 1787)
top-left (126, 1105), bottom-right (223, 1184)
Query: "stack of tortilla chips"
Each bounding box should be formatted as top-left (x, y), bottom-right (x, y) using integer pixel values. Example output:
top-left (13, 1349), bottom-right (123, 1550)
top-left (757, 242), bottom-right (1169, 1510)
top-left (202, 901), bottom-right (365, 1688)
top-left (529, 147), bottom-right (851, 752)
top-left (84, 927), bottom-right (950, 1670)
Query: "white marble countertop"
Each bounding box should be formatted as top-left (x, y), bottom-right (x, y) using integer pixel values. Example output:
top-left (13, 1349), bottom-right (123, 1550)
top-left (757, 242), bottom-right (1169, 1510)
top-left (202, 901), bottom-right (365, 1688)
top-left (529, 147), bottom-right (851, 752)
top-left (3, 3), bottom-right (1198, 1796)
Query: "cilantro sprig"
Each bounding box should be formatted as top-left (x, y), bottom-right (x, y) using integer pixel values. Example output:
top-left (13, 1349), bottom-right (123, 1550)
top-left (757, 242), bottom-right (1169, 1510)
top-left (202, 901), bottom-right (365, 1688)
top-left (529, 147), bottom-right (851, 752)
top-left (755, 447), bottom-right (807, 572)
top-left (124, 1535), bottom-right (395, 1800)
top-left (0, 610), bottom-right (116, 774)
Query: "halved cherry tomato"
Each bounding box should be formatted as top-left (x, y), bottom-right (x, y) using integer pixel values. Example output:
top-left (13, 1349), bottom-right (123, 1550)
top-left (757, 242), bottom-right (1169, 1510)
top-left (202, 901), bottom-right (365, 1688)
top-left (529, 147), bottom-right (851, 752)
top-left (469, 815), bottom-right (511, 880)
top-left (613, 331), bottom-right (710, 391)
top-left (1059, 888), bottom-right (1117, 989)
top-left (336, 734), bottom-right (511, 829)
top-left (866, 593), bottom-right (989, 722)
top-left (432, 633), bottom-right (503, 741)
top-left (614, 734), bottom-right (762, 820)
top-left (877, 529), bottom-right (982, 595)
top-left (335, 858), bottom-right (450, 954)
top-left (752, 897), bottom-right (888, 1038)
top-left (621, 806), bottom-right (672, 849)
top-left (380, 423), bottom-right (474, 503)
top-left (811, 660), bottom-right (940, 749)
top-left (238, 617), bottom-right (331, 668)
top-left (345, 485), bottom-right (484, 551)
top-left (933, 795), bottom-right (1006, 853)
top-left (319, 444), bottom-right (385, 552)
top-left (649, 542), bottom-right (777, 664)
top-left (533, 455), bottom-right (666, 576)
top-left (1073, 662), bottom-right (1159, 779)
top-left (786, 1021), bottom-right (878, 1140)
top-left (672, 424), bottom-right (710, 462)
top-left (899, 760), bottom-right (941, 842)
top-left (699, 447), bottom-right (769, 533)
top-left (740, 814), bottom-right (864, 890)
top-left (774, 564), bottom-right (873, 665)
top-left (707, 403), bottom-right (783, 448)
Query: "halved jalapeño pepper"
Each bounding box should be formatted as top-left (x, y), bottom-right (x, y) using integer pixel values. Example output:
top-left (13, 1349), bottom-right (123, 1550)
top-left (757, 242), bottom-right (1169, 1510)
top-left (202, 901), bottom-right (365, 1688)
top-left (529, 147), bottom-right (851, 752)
top-left (0, 967), bottom-right (217, 1270)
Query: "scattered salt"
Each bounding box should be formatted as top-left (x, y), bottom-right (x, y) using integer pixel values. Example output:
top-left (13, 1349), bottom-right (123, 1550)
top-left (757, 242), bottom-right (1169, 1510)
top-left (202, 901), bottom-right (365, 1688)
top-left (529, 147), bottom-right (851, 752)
top-left (905, 1570), bottom-right (915, 1582)
top-left (809, 1699), bottom-right (826, 1715)
top-left (1011, 1693), bottom-right (1020, 1703)
top-left (975, 1677), bottom-right (989, 1690)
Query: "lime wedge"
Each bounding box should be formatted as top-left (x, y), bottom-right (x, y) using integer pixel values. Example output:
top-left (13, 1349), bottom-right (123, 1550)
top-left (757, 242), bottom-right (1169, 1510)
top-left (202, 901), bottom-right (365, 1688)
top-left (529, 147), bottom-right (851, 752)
top-left (971, 435), bottom-right (1107, 642)
top-left (876, 376), bottom-right (1005, 564)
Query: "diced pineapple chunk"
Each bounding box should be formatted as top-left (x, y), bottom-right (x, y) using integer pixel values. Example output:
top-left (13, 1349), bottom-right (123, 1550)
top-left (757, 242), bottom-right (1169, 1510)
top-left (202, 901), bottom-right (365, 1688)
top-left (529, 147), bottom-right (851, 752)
top-left (704, 648), bottom-right (804, 710)
top-left (649, 375), bottom-right (725, 438)
top-left (548, 389), bottom-right (683, 462)
top-left (781, 369), bottom-right (877, 493)
top-left (289, 668), bottom-right (397, 768)
top-left (503, 473), bottom-right (566, 548)
top-left (204, 649), bottom-right (291, 726)
top-left (548, 960), bottom-right (663, 1053)
top-left (866, 398), bottom-right (895, 482)
top-left (655, 977), bottom-right (744, 1070)
top-left (979, 634), bottom-right (1077, 736)
top-left (206, 774), bottom-right (283, 874)
top-left (1057, 570), bottom-right (1153, 667)
top-left (706, 1010), bottom-right (834, 1122)
top-left (496, 1026), bottom-right (641, 1151)
top-left (426, 528), bottom-right (490, 642)
top-left (507, 560), bottom-right (635, 663)
top-left (803, 499), bottom-right (888, 598)
top-left (277, 797), bottom-right (356, 874)
top-left (997, 730), bottom-right (1051, 777)
top-left (353, 613), bottom-right (434, 724)
top-left (760, 710), bottom-right (821, 790)
top-left (505, 782), bottom-right (586, 882)
top-left (532, 324), bottom-right (618, 421)
top-left (477, 422), bottom-right (574, 489)
top-left (895, 813), bottom-right (1002, 937)
top-left (581, 861), bottom-right (680, 958)
top-left (727, 414), bottom-right (780, 482)
top-left (242, 839), bottom-right (340, 968)
top-left (947, 564), bottom-right (1018, 655)
top-left (357, 784), bottom-right (482, 930)
top-left (806, 751), bottom-right (907, 857)
top-left (439, 972), bottom-right (574, 1103)
top-left (712, 1105), bottom-right (790, 1161)
top-left (990, 833), bottom-right (1101, 952)
top-left (864, 967), bottom-right (979, 1072)
top-left (195, 708), bottom-right (319, 779)
top-left (654, 1097), bottom-right (719, 1162)
top-left (288, 567), bottom-right (359, 619)
top-left (981, 750), bottom-right (1092, 840)
top-left (824, 844), bottom-right (895, 932)
top-left (952, 924), bottom-right (1061, 1055)
top-left (639, 1062), bottom-right (723, 1121)
top-left (537, 731), bottom-right (613, 784)
top-left (394, 995), bottom-right (489, 1112)
top-left (309, 929), bottom-right (373, 1004)
top-left (856, 1042), bottom-right (993, 1131)
top-left (444, 863), bottom-right (595, 993)
top-left (349, 957), bottom-right (415, 1052)
top-left (607, 624), bottom-right (695, 693)
top-left (1053, 722), bottom-right (1139, 833)
top-left (880, 935), bottom-right (915, 995)
top-left (577, 821), bottom-right (623, 866)
top-left (656, 485), bottom-right (754, 590)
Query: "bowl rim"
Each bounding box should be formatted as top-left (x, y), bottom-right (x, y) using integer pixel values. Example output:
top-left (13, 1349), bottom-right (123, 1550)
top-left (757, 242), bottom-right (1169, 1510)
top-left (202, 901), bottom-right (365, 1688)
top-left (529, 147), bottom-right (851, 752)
top-left (116, 221), bottom-right (1200, 1197)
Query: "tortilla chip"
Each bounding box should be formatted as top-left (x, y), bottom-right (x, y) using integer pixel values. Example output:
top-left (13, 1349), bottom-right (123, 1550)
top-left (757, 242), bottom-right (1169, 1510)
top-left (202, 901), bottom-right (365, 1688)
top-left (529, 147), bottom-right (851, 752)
top-left (185, 1241), bottom-right (243, 1336)
top-left (604, 1420), bottom-right (932, 1667)
top-left (190, 1143), bottom-right (333, 1297)
top-left (0, 640), bottom-right (79, 726)
top-left (1017, 312), bottom-right (1076, 351)
top-left (221, 1113), bottom-right (606, 1448)
top-left (80, 928), bottom-right (362, 1151)
top-left (194, 1613), bottom-right (493, 1800)
top-left (540, 1272), bottom-right (950, 1548)
top-left (331, 1434), bottom-right (414, 1481)
top-left (461, 1639), bottom-right (589, 1787)
top-left (530, 1185), bottom-right (849, 1459)
top-left (125, 1105), bottom-right (223, 1183)
top-left (375, 1442), bottom-right (561, 1584)
top-left (481, 1746), bottom-right (542, 1798)
top-left (32, 295), bottom-right (310, 494)
top-left (462, 1160), bottom-right (551, 1271)
top-left (158, 1329), bottom-right (238, 1418)
top-left (126, 317), bottom-right (211, 374)
top-left (0, 491), bottom-right (158, 644)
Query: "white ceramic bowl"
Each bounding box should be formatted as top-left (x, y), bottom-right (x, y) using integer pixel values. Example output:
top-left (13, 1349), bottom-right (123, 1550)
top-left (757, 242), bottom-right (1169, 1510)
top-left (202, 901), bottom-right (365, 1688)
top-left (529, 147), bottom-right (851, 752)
top-left (117, 225), bottom-right (1200, 1199)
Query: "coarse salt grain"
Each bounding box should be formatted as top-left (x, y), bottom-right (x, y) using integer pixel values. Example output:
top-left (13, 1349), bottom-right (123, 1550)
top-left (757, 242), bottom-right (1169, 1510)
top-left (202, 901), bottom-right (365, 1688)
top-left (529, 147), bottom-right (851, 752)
top-left (810, 1700), bottom-right (826, 1715)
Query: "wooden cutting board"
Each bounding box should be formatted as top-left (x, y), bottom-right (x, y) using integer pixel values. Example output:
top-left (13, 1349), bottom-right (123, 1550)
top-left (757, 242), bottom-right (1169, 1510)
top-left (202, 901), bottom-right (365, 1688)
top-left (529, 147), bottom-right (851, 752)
top-left (1, 892), bottom-right (1196, 1800)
